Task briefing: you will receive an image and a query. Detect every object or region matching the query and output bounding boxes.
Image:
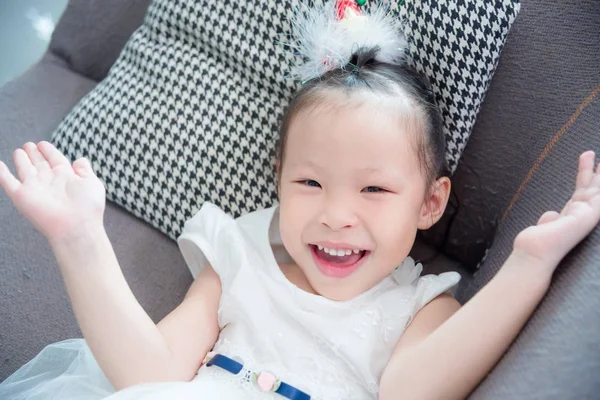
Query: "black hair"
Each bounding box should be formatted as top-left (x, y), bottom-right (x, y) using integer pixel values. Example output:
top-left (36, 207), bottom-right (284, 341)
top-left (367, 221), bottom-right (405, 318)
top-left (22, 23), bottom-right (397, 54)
top-left (276, 47), bottom-right (447, 190)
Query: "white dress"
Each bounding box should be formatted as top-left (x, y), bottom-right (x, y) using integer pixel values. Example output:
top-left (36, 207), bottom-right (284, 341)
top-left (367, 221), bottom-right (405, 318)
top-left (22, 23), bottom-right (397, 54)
top-left (0, 202), bottom-right (460, 400)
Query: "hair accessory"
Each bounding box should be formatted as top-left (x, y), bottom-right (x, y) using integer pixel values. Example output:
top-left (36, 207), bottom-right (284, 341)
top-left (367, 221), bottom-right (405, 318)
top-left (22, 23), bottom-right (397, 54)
top-left (286, 0), bottom-right (407, 83)
top-left (335, 0), bottom-right (361, 20)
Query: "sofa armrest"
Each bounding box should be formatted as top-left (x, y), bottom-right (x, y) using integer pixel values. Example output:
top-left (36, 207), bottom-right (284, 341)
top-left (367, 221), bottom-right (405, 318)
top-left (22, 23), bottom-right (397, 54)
top-left (459, 95), bottom-right (600, 399)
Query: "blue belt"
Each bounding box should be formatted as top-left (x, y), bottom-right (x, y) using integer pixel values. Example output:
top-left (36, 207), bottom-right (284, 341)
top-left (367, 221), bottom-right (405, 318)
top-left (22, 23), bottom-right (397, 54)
top-left (204, 353), bottom-right (311, 400)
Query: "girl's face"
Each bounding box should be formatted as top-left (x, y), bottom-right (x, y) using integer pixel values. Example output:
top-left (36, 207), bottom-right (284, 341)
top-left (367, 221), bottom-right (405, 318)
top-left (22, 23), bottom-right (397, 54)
top-left (278, 92), bottom-right (449, 301)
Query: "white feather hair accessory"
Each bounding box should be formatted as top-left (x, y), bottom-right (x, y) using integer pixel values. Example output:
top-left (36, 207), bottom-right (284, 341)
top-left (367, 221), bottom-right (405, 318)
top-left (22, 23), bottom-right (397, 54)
top-left (287, 0), bottom-right (408, 83)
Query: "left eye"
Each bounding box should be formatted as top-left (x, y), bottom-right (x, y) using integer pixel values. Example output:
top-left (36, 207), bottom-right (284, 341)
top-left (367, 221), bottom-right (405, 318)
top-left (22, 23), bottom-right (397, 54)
top-left (363, 186), bottom-right (385, 193)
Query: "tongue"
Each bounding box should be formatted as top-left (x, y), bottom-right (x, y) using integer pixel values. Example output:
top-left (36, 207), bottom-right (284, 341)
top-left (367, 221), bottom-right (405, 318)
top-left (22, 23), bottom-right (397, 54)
top-left (317, 249), bottom-right (362, 267)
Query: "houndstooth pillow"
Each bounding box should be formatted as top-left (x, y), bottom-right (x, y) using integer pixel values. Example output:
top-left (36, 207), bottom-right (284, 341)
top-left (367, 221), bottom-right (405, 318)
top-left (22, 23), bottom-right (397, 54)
top-left (396, 0), bottom-right (520, 172)
top-left (51, 0), bottom-right (520, 240)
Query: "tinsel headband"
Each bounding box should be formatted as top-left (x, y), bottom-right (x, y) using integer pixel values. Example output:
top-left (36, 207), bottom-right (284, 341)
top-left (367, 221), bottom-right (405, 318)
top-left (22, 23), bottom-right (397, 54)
top-left (288, 0), bottom-right (408, 83)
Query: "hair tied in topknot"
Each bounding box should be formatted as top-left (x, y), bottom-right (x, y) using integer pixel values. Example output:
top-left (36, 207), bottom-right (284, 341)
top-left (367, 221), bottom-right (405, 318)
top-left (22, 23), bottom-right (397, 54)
top-left (346, 46), bottom-right (380, 76)
top-left (284, 0), bottom-right (408, 84)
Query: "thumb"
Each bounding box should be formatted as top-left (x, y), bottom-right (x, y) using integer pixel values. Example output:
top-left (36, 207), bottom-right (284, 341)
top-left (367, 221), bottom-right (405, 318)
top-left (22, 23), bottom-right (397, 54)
top-left (73, 157), bottom-right (93, 178)
top-left (537, 210), bottom-right (560, 225)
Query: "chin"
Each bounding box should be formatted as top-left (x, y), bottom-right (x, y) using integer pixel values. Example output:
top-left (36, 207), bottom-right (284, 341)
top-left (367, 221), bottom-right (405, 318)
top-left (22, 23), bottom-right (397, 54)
top-left (305, 270), bottom-right (372, 301)
top-left (307, 284), bottom-right (348, 301)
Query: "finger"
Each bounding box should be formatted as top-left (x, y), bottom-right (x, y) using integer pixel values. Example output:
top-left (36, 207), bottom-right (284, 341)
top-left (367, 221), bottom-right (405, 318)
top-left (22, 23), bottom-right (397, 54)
top-left (576, 151), bottom-right (595, 190)
top-left (38, 141), bottom-right (70, 168)
top-left (538, 211), bottom-right (560, 225)
top-left (571, 185), bottom-right (600, 203)
top-left (596, 162), bottom-right (600, 175)
top-left (73, 157), bottom-right (93, 178)
top-left (0, 160), bottom-right (21, 196)
top-left (13, 148), bottom-right (36, 182)
top-left (23, 142), bottom-right (51, 173)
top-left (562, 200), bottom-right (600, 222)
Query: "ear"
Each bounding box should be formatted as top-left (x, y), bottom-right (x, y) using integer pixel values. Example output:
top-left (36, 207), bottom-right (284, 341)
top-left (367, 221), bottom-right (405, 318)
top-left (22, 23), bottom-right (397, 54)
top-left (417, 177), bottom-right (451, 230)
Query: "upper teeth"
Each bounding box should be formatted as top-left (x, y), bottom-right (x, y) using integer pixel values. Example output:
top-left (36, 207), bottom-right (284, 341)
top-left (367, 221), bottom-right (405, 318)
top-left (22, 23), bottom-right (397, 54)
top-left (317, 245), bottom-right (361, 256)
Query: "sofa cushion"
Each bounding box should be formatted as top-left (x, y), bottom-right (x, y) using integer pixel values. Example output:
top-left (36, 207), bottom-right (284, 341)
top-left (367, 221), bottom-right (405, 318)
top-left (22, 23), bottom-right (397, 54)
top-left (397, 0), bottom-right (520, 172)
top-left (50, 0), bottom-right (520, 240)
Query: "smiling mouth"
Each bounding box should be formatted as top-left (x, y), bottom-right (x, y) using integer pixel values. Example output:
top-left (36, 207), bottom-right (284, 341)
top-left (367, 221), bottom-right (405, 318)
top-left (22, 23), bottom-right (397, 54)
top-left (310, 244), bottom-right (367, 266)
top-left (308, 244), bottom-right (370, 278)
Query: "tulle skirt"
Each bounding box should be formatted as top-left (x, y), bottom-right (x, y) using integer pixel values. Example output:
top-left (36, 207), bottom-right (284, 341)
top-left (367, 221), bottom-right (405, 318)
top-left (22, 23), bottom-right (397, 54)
top-left (0, 339), bottom-right (257, 399)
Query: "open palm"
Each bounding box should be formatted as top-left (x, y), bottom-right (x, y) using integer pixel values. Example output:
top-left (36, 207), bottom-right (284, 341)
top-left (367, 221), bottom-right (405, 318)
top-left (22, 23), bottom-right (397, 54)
top-left (514, 151), bottom-right (600, 267)
top-left (0, 141), bottom-right (106, 242)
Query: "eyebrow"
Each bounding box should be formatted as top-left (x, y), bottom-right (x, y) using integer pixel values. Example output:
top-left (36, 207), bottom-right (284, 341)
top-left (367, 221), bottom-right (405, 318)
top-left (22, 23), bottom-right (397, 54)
top-left (358, 167), bottom-right (405, 182)
top-left (294, 162), bottom-right (403, 182)
top-left (358, 167), bottom-right (385, 174)
top-left (292, 160), bottom-right (322, 170)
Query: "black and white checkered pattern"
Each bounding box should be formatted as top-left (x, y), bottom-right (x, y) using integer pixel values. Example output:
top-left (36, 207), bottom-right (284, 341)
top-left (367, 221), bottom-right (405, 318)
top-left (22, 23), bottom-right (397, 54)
top-left (394, 0), bottom-right (520, 172)
top-left (51, 0), bottom-right (520, 240)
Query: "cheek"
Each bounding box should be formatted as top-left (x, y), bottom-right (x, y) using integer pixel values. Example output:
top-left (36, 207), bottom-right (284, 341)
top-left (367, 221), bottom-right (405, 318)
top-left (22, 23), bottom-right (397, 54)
top-left (370, 207), bottom-right (419, 258)
top-left (278, 203), bottom-right (304, 250)
top-left (380, 224), bottom-right (415, 251)
top-left (279, 184), bottom-right (318, 226)
top-left (279, 181), bottom-right (306, 210)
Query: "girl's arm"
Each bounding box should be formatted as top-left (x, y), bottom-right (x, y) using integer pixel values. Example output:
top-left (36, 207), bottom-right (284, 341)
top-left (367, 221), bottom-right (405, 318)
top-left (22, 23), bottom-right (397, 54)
top-left (379, 151), bottom-right (600, 400)
top-left (52, 229), bottom-right (221, 390)
top-left (379, 252), bottom-right (550, 400)
top-left (0, 142), bottom-right (220, 390)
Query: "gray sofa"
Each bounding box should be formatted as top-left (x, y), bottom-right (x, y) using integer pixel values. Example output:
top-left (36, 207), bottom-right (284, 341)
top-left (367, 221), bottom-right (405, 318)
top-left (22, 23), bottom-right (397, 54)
top-left (1, 0), bottom-right (599, 398)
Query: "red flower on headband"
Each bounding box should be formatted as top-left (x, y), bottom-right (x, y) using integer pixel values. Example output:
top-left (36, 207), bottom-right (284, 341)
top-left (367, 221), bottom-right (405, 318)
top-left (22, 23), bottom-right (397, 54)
top-left (335, 0), bottom-right (361, 21)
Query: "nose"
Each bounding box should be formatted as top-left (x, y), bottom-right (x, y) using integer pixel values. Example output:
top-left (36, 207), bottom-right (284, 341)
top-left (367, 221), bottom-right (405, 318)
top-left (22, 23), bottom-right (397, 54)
top-left (319, 195), bottom-right (359, 231)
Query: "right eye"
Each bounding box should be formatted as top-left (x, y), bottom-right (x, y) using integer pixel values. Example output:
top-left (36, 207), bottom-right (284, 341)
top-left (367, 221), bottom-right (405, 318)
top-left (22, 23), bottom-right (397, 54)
top-left (300, 180), bottom-right (321, 188)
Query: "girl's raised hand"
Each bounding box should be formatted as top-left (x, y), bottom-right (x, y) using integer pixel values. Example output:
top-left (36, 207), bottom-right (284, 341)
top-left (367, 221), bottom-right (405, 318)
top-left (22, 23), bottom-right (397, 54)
top-left (514, 151), bottom-right (600, 267)
top-left (0, 141), bottom-right (106, 243)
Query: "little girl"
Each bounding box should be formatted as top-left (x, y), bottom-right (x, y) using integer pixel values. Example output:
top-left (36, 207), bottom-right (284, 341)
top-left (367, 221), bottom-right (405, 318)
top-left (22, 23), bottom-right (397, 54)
top-left (1, 1), bottom-right (599, 399)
